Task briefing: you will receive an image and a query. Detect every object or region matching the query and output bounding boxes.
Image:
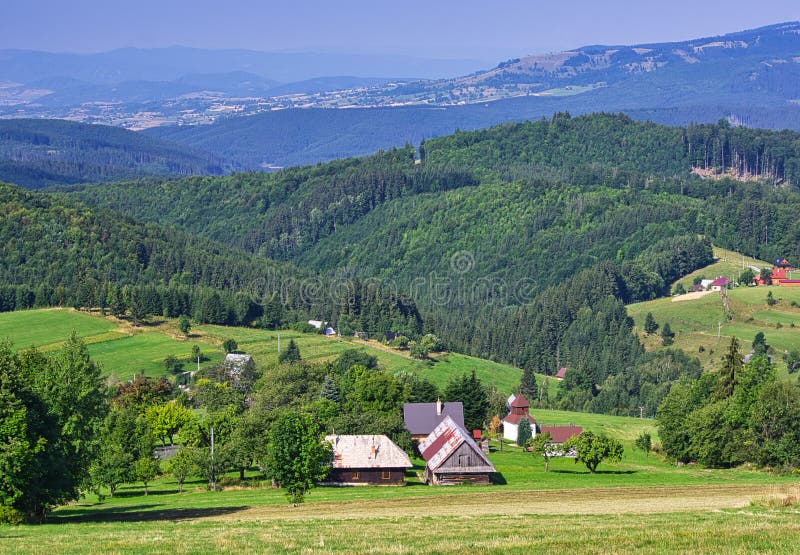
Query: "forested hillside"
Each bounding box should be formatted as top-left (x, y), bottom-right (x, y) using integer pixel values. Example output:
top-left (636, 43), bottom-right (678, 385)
top-left (0, 119), bottom-right (230, 189)
top-left (0, 182), bottom-right (421, 336)
top-left (43, 114), bottom-right (800, 414)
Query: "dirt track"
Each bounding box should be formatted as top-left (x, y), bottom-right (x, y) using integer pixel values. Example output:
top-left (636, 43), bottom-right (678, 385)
top-left (209, 484), bottom-right (799, 522)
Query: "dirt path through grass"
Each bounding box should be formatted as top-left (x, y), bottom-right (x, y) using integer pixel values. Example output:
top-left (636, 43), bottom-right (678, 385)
top-left (204, 484), bottom-right (798, 522)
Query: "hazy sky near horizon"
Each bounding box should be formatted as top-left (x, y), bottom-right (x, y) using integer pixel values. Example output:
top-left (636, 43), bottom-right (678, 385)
top-left (3, 0), bottom-right (799, 60)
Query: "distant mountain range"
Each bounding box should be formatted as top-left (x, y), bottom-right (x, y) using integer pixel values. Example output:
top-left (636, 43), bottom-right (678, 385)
top-left (2, 22), bottom-right (800, 171)
top-left (147, 21), bottom-right (800, 168)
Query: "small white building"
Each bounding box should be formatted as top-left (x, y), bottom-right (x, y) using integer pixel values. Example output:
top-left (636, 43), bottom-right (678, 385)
top-left (503, 393), bottom-right (537, 442)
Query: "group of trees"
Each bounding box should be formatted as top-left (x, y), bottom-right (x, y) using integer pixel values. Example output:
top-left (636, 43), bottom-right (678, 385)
top-left (0, 335), bottom-right (105, 523)
top-left (658, 337), bottom-right (800, 468)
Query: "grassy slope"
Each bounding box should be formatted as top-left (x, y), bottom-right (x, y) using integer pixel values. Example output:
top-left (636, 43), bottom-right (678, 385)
top-left (0, 308), bottom-right (538, 393)
top-left (628, 247), bottom-right (800, 375)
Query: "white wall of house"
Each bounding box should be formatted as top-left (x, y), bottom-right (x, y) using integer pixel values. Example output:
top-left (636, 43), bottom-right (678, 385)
top-left (503, 420), bottom-right (536, 442)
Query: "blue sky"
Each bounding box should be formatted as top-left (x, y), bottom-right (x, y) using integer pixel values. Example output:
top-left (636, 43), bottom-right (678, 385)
top-left (3, 0), bottom-right (799, 60)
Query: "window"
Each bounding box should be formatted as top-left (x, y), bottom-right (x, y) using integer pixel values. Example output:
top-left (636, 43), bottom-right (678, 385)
top-left (459, 454), bottom-right (470, 466)
top-left (382, 471), bottom-right (391, 480)
top-left (351, 471), bottom-right (360, 480)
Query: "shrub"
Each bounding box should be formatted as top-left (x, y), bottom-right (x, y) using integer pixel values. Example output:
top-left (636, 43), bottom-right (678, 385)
top-left (0, 505), bottom-right (25, 525)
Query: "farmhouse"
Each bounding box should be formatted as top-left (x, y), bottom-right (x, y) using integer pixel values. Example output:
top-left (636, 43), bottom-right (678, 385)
top-left (223, 353), bottom-right (254, 377)
top-left (403, 399), bottom-right (465, 442)
top-left (419, 415), bottom-right (496, 485)
top-left (710, 277), bottom-right (729, 291)
top-left (755, 258), bottom-right (800, 286)
top-left (323, 435), bottom-right (412, 486)
top-left (539, 425), bottom-right (583, 445)
top-left (503, 393), bottom-right (537, 442)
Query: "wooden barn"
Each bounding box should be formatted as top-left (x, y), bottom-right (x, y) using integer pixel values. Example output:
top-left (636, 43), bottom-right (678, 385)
top-left (323, 435), bottom-right (412, 486)
top-left (419, 416), bottom-right (496, 485)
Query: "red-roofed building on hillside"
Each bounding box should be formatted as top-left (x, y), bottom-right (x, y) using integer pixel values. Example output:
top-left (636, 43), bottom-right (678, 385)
top-left (503, 393), bottom-right (537, 443)
top-left (710, 277), bottom-right (729, 291)
top-left (555, 367), bottom-right (568, 380)
top-left (419, 415), bottom-right (496, 485)
top-left (755, 258), bottom-right (798, 286)
top-left (539, 425), bottom-right (583, 444)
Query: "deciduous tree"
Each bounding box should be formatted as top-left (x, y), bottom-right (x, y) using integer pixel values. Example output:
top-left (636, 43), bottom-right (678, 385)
top-left (267, 412), bottom-right (332, 504)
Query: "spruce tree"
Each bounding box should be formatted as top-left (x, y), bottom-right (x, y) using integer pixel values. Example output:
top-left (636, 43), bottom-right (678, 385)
top-left (320, 375), bottom-right (340, 403)
top-left (644, 312), bottom-right (659, 335)
top-left (717, 336), bottom-right (743, 399)
top-left (517, 419), bottom-right (533, 446)
top-left (520, 363), bottom-right (537, 399)
top-left (661, 322), bottom-right (674, 346)
top-left (279, 339), bottom-right (301, 364)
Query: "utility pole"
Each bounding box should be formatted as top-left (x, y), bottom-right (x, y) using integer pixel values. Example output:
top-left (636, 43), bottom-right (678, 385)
top-left (718, 321), bottom-right (722, 339)
top-left (639, 406), bottom-right (645, 419)
top-left (196, 355), bottom-right (200, 373)
top-left (277, 332), bottom-right (281, 355)
top-left (210, 426), bottom-right (216, 492)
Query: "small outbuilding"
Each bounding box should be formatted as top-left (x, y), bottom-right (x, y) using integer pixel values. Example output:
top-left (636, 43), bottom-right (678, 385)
top-left (403, 399), bottom-right (465, 443)
top-left (419, 415), bottom-right (496, 485)
top-left (323, 434), bottom-right (412, 486)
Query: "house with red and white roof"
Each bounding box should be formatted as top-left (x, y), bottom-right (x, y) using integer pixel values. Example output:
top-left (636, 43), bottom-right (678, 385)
top-left (710, 277), bottom-right (729, 291)
top-left (419, 415), bottom-right (496, 485)
top-left (503, 393), bottom-right (537, 443)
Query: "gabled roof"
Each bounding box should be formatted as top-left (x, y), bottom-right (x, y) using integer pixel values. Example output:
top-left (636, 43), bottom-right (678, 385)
top-left (540, 425), bottom-right (583, 443)
top-left (324, 435), bottom-right (412, 469)
top-left (224, 353), bottom-right (253, 366)
top-left (555, 367), bottom-right (568, 379)
top-left (403, 402), bottom-right (464, 435)
top-left (711, 277), bottom-right (729, 286)
top-left (419, 416), bottom-right (495, 473)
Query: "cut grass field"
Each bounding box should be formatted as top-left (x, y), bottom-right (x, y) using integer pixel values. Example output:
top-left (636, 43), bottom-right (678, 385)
top-left (0, 308), bottom-right (533, 394)
top-left (6, 434), bottom-right (800, 554)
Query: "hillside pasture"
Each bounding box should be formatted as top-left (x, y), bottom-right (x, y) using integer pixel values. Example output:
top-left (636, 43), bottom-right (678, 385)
top-left (0, 309), bottom-right (530, 393)
top-left (629, 279), bottom-right (800, 374)
top-left (0, 308), bottom-right (116, 349)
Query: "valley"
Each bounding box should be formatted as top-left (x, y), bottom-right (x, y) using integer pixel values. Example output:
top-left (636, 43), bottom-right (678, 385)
top-left (4, 13), bottom-right (800, 551)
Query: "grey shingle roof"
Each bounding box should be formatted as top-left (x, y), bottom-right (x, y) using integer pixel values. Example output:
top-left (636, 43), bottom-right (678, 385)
top-left (403, 402), bottom-right (464, 435)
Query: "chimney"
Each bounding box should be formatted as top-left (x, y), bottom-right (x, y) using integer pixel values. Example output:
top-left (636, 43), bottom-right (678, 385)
top-left (436, 398), bottom-right (442, 416)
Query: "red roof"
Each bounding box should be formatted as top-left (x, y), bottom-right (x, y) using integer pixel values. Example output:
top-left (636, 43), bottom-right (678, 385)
top-left (418, 416), bottom-right (495, 473)
top-left (472, 429), bottom-right (482, 439)
top-left (711, 277), bottom-right (729, 287)
top-left (510, 393), bottom-right (529, 408)
top-left (555, 367), bottom-right (568, 379)
top-left (540, 425), bottom-right (583, 443)
top-left (503, 413), bottom-right (536, 425)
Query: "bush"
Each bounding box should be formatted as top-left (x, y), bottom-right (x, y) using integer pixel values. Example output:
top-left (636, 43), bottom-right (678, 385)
top-left (0, 505), bottom-right (25, 525)
top-left (289, 322), bottom-right (317, 333)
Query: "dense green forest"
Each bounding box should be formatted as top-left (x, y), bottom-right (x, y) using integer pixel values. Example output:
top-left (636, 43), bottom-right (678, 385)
top-left (0, 182), bottom-right (420, 336)
top-left (0, 119), bottom-right (229, 189)
top-left (21, 114), bottom-right (800, 414)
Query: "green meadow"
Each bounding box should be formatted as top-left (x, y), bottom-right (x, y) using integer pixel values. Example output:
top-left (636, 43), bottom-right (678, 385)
top-left (628, 250), bottom-right (800, 375)
top-left (5, 417), bottom-right (799, 554)
top-left (0, 309), bottom-right (537, 394)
